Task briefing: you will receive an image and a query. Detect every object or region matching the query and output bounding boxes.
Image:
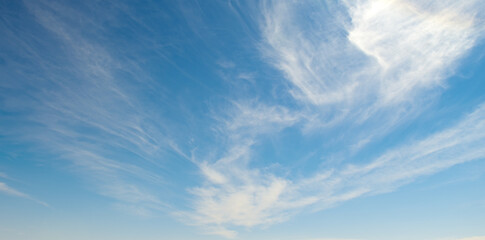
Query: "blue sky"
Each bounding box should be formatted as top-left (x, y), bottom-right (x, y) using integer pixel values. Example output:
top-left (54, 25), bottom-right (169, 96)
top-left (1, 0), bottom-right (485, 239)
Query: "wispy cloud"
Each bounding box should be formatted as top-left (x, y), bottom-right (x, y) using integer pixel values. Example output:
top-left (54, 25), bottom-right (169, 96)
top-left (0, 0), bottom-right (177, 213)
top-left (181, 0), bottom-right (485, 236)
top-left (262, 0), bottom-right (483, 107)
top-left (0, 182), bottom-right (48, 206)
top-left (221, 100), bottom-right (302, 138)
top-left (260, 0), bottom-right (485, 148)
top-left (305, 103), bottom-right (485, 210)
top-left (257, 0), bottom-right (485, 159)
top-left (186, 100), bottom-right (485, 237)
top-left (177, 101), bottom-right (310, 237)
top-left (346, 0), bottom-right (482, 104)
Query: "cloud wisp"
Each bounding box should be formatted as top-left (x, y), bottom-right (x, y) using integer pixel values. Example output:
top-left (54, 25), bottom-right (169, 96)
top-left (184, 102), bottom-right (485, 237)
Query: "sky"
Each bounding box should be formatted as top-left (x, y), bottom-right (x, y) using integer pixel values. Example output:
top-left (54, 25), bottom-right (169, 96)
top-left (1, 0), bottom-right (485, 239)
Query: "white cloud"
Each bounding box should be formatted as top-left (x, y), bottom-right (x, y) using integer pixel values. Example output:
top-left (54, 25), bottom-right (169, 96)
top-left (179, 101), bottom-right (315, 236)
top-left (257, 0), bottom-right (485, 162)
top-left (262, 0), bottom-right (484, 112)
top-left (346, 0), bottom-right (481, 104)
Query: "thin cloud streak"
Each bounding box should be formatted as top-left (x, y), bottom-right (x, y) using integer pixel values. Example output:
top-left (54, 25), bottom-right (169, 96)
top-left (306, 103), bottom-right (485, 210)
top-left (0, 0), bottom-right (176, 213)
top-left (0, 182), bottom-right (48, 207)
